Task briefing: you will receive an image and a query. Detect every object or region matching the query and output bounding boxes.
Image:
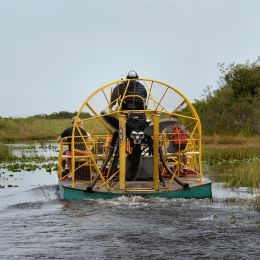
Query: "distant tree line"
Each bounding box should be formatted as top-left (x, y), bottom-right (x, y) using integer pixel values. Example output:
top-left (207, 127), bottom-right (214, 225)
top-left (31, 111), bottom-right (91, 119)
top-left (193, 58), bottom-right (260, 135)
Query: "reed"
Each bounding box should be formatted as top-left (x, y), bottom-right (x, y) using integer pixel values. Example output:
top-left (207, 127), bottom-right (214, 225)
top-left (203, 136), bottom-right (260, 189)
top-left (221, 162), bottom-right (260, 189)
top-left (202, 136), bottom-right (260, 161)
top-left (204, 158), bottom-right (260, 189)
top-left (202, 135), bottom-right (249, 145)
top-left (0, 144), bottom-right (12, 162)
top-left (0, 118), bottom-right (71, 142)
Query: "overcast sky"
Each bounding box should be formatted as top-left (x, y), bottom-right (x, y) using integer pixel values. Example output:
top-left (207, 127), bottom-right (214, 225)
top-left (0, 0), bottom-right (259, 117)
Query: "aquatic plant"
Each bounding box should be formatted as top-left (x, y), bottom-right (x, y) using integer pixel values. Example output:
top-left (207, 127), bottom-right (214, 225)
top-left (0, 144), bottom-right (12, 162)
top-left (222, 162), bottom-right (260, 189)
top-left (42, 162), bottom-right (58, 173)
top-left (205, 159), bottom-right (260, 189)
top-left (7, 184), bottom-right (18, 188)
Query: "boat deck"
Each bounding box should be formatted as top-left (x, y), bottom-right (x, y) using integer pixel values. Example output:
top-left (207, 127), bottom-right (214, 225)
top-left (61, 174), bottom-right (208, 194)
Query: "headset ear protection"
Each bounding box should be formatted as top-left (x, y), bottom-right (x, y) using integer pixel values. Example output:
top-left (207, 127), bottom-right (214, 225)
top-left (126, 70), bottom-right (139, 79)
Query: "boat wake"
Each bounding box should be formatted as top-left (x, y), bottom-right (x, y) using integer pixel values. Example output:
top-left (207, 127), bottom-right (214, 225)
top-left (7, 201), bottom-right (45, 210)
top-left (0, 184), bottom-right (61, 213)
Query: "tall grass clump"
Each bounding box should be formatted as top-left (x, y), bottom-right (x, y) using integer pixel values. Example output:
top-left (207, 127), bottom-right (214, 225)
top-left (0, 144), bottom-right (12, 162)
top-left (221, 162), bottom-right (260, 189)
top-left (204, 158), bottom-right (260, 189)
top-left (0, 118), bottom-right (71, 142)
top-left (0, 116), bottom-right (109, 141)
top-left (203, 136), bottom-right (260, 161)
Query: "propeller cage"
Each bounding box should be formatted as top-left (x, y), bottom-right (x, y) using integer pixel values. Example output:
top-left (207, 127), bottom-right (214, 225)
top-left (62, 78), bottom-right (202, 192)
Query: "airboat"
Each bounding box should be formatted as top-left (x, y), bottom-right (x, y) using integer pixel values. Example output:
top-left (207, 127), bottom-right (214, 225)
top-left (57, 77), bottom-right (212, 200)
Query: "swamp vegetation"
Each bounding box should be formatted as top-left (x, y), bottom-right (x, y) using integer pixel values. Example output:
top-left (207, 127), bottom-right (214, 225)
top-left (203, 136), bottom-right (260, 189)
top-left (0, 143), bottom-right (58, 189)
top-left (197, 59), bottom-right (260, 190)
top-left (0, 118), bottom-right (70, 142)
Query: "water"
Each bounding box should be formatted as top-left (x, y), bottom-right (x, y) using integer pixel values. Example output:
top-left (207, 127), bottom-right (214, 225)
top-left (0, 144), bottom-right (260, 259)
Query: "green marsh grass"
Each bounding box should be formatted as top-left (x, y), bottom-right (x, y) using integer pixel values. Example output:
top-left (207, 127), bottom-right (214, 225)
top-left (218, 161), bottom-right (260, 189)
top-left (0, 144), bottom-right (12, 162)
top-left (0, 118), bottom-right (71, 142)
top-left (0, 143), bottom-right (58, 172)
top-left (204, 159), bottom-right (260, 189)
top-left (203, 136), bottom-right (260, 189)
top-left (203, 136), bottom-right (260, 161)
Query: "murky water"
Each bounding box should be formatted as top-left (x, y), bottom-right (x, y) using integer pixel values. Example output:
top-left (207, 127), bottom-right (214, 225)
top-left (0, 144), bottom-right (259, 259)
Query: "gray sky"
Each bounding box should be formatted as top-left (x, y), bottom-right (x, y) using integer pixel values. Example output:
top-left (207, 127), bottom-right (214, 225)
top-left (0, 0), bottom-right (259, 117)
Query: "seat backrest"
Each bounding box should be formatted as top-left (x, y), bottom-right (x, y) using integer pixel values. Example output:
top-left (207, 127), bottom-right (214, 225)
top-left (122, 94), bottom-right (146, 110)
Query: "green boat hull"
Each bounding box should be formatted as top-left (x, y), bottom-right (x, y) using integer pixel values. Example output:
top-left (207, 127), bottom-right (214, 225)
top-left (59, 182), bottom-right (212, 200)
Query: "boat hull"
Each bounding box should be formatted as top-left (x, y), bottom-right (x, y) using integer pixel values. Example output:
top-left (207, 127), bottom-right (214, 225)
top-left (59, 182), bottom-right (212, 200)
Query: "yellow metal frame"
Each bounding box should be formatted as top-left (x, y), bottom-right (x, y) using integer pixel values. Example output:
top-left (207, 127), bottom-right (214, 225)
top-left (58, 78), bottom-right (203, 192)
top-left (153, 113), bottom-right (160, 191)
top-left (119, 114), bottom-right (126, 190)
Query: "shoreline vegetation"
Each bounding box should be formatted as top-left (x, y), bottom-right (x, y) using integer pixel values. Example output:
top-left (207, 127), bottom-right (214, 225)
top-left (193, 58), bottom-right (260, 136)
top-left (202, 136), bottom-right (260, 189)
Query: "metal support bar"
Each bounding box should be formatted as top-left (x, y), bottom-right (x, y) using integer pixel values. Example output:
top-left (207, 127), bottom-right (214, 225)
top-left (58, 141), bottom-right (63, 179)
top-left (119, 114), bottom-right (126, 190)
top-left (153, 113), bottom-right (160, 191)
